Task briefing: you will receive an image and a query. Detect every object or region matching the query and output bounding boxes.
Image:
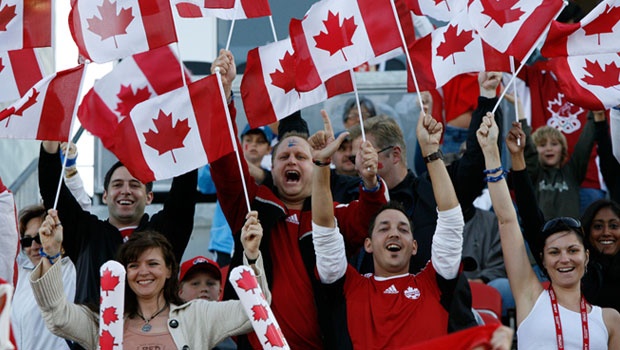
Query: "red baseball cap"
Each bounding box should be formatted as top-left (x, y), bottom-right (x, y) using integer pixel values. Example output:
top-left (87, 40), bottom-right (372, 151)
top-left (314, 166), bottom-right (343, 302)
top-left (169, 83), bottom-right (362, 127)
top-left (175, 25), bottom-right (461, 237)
top-left (179, 256), bottom-right (221, 282)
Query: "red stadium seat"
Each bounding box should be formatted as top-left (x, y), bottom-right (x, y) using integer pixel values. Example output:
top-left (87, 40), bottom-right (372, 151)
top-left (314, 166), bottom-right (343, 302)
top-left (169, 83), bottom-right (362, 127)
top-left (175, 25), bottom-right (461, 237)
top-left (469, 281), bottom-right (503, 325)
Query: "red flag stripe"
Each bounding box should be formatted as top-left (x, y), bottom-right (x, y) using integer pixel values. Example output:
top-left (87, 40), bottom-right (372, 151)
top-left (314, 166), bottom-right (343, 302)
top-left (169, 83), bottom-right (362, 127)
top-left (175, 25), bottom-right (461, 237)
top-left (548, 58), bottom-right (607, 110)
top-left (325, 71), bottom-right (354, 98)
top-left (240, 0), bottom-right (270, 18)
top-left (68, 5), bottom-right (88, 60)
top-left (22, 0), bottom-right (52, 48)
top-left (290, 18), bottom-right (323, 92)
top-left (137, 0), bottom-right (178, 51)
top-left (241, 47), bottom-right (278, 128)
top-left (37, 66), bottom-right (85, 140)
top-left (357, 0), bottom-right (402, 56)
top-left (8, 49), bottom-right (43, 96)
top-left (505, 1), bottom-right (564, 60)
top-left (77, 91), bottom-right (120, 146)
top-left (115, 117), bottom-right (155, 182)
top-left (191, 75), bottom-right (235, 162)
top-left (132, 47), bottom-right (185, 95)
top-left (407, 35), bottom-right (436, 91)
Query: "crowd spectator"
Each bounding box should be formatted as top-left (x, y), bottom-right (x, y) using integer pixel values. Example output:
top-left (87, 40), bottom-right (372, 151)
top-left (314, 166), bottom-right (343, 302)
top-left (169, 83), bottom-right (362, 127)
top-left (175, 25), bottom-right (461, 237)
top-left (38, 141), bottom-right (197, 306)
top-left (310, 111), bottom-right (464, 348)
top-left (31, 209), bottom-right (267, 349)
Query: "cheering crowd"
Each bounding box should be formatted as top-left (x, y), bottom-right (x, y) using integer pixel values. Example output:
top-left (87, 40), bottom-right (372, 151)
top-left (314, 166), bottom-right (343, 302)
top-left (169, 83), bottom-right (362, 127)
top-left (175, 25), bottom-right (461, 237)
top-left (3, 0), bottom-right (620, 349)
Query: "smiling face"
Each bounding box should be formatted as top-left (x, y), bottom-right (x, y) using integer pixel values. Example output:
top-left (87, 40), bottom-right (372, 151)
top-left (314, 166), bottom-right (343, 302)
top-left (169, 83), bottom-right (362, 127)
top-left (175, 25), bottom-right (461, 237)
top-left (126, 248), bottom-right (171, 301)
top-left (588, 207), bottom-right (620, 256)
top-left (536, 137), bottom-right (563, 168)
top-left (103, 166), bottom-right (153, 228)
top-left (178, 270), bottom-right (221, 302)
top-left (542, 231), bottom-right (589, 288)
top-left (271, 136), bottom-right (313, 208)
top-left (365, 209), bottom-right (417, 277)
top-left (23, 217), bottom-right (43, 266)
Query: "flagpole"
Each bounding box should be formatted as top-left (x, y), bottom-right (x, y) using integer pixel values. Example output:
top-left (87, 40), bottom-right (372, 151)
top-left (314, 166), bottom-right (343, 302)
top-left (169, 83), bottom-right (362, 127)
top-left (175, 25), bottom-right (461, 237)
top-left (225, 6), bottom-right (240, 51)
top-left (214, 68), bottom-right (252, 212)
top-left (389, 0), bottom-right (427, 119)
top-left (349, 69), bottom-right (366, 142)
top-left (268, 16), bottom-right (278, 42)
top-left (53, 62), bottom-right (89, 210)
top-left (509, 56), bottom-right (521, 146)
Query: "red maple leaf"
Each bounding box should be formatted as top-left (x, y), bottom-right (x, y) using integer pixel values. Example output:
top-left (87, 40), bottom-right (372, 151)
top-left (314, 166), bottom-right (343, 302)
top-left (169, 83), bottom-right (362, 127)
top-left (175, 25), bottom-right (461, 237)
top-left (582, 4), bottom-right (620, 45)
top-left (99, 330), bottom-right (119, 350)
top-left (436, 24), bottom-right (474, 64)
top-left (581, 60), bottom-right (620, 88)
top-left (235, 269), bottom-right (258, 293)
top-left (87, 0), bottom-right (135, 48)
top-left (143, 110), bottom-right (191, 163)
top-left (264, 323), bottom-right (286, 347)
top-left (204, 0), bottom-right (235, 9)
top-left (251, 304), bottom-right (269, 321)
top-left (313, 11), bottom-right (357, 61)
top-left (114, 84), bottom-right (151, 118)
top-left (2, 89), bottom-right (39, 128)
top-left (480, 0), bottom-right (525, 28)
top-left (269, 51), bottom-right (298, 94)
top-left (0, 1), bottom-right (17, 31)
top-left (102, 306), bottom-right (120, 326)
top-left (101, 268), bottom-right (120, 296)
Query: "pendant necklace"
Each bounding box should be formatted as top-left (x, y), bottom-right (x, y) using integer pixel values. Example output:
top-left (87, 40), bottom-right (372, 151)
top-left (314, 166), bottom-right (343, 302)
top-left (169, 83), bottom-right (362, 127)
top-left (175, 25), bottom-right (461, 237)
top-left (136, 303), bottom-right (168, 332)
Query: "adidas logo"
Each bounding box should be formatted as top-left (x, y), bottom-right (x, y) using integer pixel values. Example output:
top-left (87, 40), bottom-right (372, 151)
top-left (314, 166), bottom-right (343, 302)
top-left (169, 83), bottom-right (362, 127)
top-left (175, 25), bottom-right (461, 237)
top-left (286, 214), bottom-right (299, 224)
top-left (383, 284), bottom-right (398, 294)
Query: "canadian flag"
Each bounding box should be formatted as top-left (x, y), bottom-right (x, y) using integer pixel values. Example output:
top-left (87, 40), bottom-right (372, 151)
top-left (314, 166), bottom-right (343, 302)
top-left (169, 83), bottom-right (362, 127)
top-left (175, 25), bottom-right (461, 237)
top-left (542, 0), bottom-right (620, 57)
top-left (173, 0), bottom-right (271, 20)
top-left (467, 0), bottom-right (565, 61)
top-left (290, 0), bottom-right (402, 92)
top-left (241, 38), bottom-right (353, 128)
top-left (0, 279), bottom-right (16, 350)
top-left (100, 75), bottom-right (234, 183)
top-left (540, 0), bottom-right (620, 110)
top-left (0, 65), bottom-right (85, 141)
top-left (404, 0), bottom-right (465, 22)
top-left (0, 0), bottom-right (51, 52)
top-left (69, 0), bottom-right (178, 63)
top-left (78, 45), bottom-right (188, 147)
top-left (0, 48), bottom-right (45, 104)
top-left (407, 10), bottom-right (511, 91)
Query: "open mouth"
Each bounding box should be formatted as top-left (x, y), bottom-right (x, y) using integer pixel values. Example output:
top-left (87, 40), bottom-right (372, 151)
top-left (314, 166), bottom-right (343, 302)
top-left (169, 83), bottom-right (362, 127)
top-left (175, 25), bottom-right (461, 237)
top-left (386, 243), bottom-right (401, 252)
top-left (137, 279), bottom-right (154, 285)
top-left (598, 239), bottom-right (616, 246)
top-left (557, 267), bottom-right (575, 273)
top-left (285, 170), bottom-right (300, 182)
top-left (118, 199), bottom-right (134, 206)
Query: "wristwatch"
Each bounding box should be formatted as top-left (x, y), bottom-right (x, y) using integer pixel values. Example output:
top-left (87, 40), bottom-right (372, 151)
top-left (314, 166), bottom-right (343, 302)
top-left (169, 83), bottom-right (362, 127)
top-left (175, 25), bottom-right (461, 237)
top-left (423, 150), bottom-right (444, 163)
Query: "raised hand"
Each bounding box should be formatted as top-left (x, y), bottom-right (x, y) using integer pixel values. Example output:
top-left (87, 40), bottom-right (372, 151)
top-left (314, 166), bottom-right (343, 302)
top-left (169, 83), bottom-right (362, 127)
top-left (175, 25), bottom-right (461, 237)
top-left (210, 49), bottom-right (236, 100)
top-left (506, 121), bottom-right (525, 156)
top-left (416, 112), bottom-right (442, 157)
top-left (478, 71), bottom-right (502, 98)
top-left (476, 112), bottom-right (499, 153)
top-left (38, 209), bottom-right (63, 258)
top-left (241, 211), bottom-right (262, 261)
top-left (308, 110), bottom-right (349, 163)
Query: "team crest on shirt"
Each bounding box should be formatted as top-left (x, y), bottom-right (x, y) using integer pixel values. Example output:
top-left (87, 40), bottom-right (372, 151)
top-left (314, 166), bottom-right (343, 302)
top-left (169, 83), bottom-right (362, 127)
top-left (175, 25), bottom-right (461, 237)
top-left (404, 287), bottom-right (420, 300)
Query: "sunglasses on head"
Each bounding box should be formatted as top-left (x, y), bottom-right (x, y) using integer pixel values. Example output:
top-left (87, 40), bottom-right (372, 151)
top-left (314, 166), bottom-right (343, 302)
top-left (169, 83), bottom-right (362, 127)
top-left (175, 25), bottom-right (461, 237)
top-left (20, 235), bottom-right (41, 248)
top-left (348, 145), bottom-right (394, 163)
top-left (541, 217), bottom-right (583, 237)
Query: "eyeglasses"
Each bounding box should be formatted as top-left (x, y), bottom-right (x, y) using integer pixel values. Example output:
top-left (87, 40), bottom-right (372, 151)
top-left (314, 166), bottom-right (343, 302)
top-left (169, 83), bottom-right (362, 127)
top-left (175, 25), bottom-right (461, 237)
top-left (541, 217), bottom-right (583, 237)
top-left (20, 235), bottom-right (41, 248)
top-left (348, 145), bottom-right (394, 163)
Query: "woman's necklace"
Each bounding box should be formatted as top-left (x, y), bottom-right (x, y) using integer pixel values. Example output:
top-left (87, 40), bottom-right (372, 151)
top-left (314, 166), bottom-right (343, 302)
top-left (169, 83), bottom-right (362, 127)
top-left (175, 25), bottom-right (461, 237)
top-left (136, 303), bottom-right (168, 332)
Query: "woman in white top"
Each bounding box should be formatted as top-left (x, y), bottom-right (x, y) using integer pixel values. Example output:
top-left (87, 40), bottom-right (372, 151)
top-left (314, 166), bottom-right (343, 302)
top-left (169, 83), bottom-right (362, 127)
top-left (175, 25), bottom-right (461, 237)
top-left (477, 113), bottom-right (620, 349)
top-left (11, 205), bottom-right (76, 350)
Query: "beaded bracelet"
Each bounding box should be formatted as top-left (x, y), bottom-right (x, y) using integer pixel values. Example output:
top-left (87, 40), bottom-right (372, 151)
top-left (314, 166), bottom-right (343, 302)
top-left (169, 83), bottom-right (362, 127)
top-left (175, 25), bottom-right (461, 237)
top-left (39, 248), bottom-right (61, 264)
top-left (483, 166), bottom-right (503, 175)
top-left (485, 169), bottom-right (508, 183)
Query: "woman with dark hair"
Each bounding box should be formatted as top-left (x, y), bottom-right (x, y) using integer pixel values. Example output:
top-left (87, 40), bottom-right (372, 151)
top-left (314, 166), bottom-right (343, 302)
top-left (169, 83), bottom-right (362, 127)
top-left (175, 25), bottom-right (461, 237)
top-left (478, 114), bottom-right (620, 348)
top-left (30, 209), bottom-right (267, 349)
top-left (580, 199), bottom-right (620, 312)
top-left (342, 96), bottom-right (377, 129)
top-left (11, 204), bottom-right (76, 350)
